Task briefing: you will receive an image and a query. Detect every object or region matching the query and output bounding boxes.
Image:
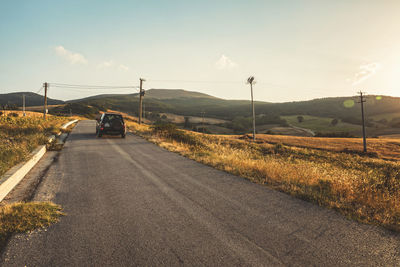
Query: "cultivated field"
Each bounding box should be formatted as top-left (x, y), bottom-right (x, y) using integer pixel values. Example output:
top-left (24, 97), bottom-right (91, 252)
top-left (127, 121), bottom-right (400, 231)
top-left (282, 115), bottom-right (361, 134)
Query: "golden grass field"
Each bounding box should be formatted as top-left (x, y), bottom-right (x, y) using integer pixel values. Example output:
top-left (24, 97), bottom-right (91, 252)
top-left (0, 111), bottom-right (72, 177)
top-left (127, 121), bottom-right (400, 232)
top-left (0, 202), bottom-right (63, 244)
top-left (234, 134), bottom-right (400, 161)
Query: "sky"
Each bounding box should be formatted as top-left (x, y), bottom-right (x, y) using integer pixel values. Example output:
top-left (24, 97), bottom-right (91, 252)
top-left (0, 0), bottom-right (399, 102)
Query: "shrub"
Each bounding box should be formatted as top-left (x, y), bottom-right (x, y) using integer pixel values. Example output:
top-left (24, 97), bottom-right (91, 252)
top-left (297, 116), bottom-right (304, 123)
top-left (8, 112), bottom-right (19, 117)
top-left (331, 118), bottom-right (339, 126)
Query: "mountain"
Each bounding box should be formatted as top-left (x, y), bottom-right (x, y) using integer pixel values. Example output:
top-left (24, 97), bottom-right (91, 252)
top-left (3, 89), bottom-right (399, 136)
top-left (66, 89), bottom-right (400, 121)
top-left (144, 89), bottom-right (218, 99)
top-left (0, 92), bottom-right (64, 107)
top-left (3, 90), bottom-right (400, 123)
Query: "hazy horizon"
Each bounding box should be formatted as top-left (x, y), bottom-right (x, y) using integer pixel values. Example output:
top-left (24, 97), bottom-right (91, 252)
top-left (1, 0), bottom-right (399, 102)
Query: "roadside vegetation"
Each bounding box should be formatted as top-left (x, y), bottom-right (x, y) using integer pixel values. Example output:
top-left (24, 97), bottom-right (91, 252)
top-left (127, 121), bottom-right (400, 231)
top-left (237, 134), bottom-right (400, 161)
top-left (0, 113), bottom-right (71, 177)
top-left (0, 202), bottom-right (63, 244)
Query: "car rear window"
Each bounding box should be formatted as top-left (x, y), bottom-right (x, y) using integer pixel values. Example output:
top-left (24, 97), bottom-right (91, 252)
top-left (104, 114), bottom-right (123, 122)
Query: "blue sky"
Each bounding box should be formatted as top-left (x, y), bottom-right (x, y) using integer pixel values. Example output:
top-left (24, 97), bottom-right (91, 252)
top-left (0, 0), bottom-right (399, 102)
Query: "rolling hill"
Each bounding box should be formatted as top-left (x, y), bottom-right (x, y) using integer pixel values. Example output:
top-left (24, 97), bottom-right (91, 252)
top-left (2, 89), bottom-right (400, 136)
top-left (0, 92), bottom-right (64, 107)
top-left (63, 89), bottom-right (400, 121)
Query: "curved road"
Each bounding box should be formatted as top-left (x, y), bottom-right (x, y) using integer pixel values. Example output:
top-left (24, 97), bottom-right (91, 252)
top-left (2, 120), bottom-right (400, 266)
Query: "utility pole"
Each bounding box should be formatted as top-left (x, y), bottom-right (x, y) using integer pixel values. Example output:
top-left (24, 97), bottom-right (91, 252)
top-left (201, 111), bottom-right (205, 133)
top-left (138, 78), bottom-right (145, 124)
top-left (358, 91), bottom-right (367, 153)
top-left (43, 82), bottom-right (48, 120)
top-left (22, 94), bottom-right (26, 116)
top-left (247, 76), bottom-right (256, 141)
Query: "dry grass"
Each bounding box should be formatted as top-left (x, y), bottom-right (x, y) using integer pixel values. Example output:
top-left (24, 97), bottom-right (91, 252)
top-left (234, 134), bottom-right (400, 161)
top-left (1, 110), bottom-right (50, 118)
top-left (127, 121), bottom-right (400, 231)
top-left (0, 202), bottom-right (63, 243)
top-left (0, 112), bottom-right (71, 176)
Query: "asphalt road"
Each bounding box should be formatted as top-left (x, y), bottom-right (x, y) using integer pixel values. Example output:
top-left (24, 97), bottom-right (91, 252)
top-left (2, 120), bottom-right (400, 266)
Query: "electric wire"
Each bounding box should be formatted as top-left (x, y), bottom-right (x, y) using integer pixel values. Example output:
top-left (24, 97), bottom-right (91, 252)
top-left (146, 79), bottom-right (348, 94)
top-left (35, 86), bottom-right (43, 94)
top-left (50, 83), bottom-right (139, 89)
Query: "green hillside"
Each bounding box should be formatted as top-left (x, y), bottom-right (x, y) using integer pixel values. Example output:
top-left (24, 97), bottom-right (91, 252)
top-left (2, 89), bottom-right (400, 137)
top-left (61, 89), bottom-right (400, 136)
top-left (0, 92), bottom-right (64, 107)
top-left (67, 89), bottom-right (400, 121)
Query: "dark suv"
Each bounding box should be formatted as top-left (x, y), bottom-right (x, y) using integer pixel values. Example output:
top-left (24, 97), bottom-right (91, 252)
top-left (96, 113), bottom-right (126, 138)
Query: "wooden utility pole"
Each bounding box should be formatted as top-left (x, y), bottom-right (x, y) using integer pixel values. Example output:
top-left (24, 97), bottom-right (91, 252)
top-left (43, 82), bottom-right (48, 120)
top-left (247, 76), bottom-right (256, 141)
top-left (22, 94), bottom-right (26, 117)
top-left (201, 111), bottom-right (205, 133)
top-left (138, 78), bottom-right (145, 124)
top-left (358, 91), bottom-right (367, 153)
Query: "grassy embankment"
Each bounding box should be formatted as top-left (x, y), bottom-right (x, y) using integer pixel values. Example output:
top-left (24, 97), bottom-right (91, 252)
top-left (0, 202), bottom-right (63, 244)
top-left (0, 113), bottom-right (72, 177)
top-left (0, 112), bottom-right (71, 247)
top-left (127, 121), bottom-right (400, 231)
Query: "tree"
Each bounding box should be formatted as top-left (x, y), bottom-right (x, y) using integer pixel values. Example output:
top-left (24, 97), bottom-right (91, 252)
top-left (297, 116), bottom-right (304, 123)
top-left (331, 118), bottom-right (339, 126)
top-left (184, 116), bottom-right (191, 128)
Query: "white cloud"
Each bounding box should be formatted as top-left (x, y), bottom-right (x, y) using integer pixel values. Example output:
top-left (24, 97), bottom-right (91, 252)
top-left (54, 46), bottom-right (88, 64)
top-left (351, 62), bottom-right (382, 85)
top-left (118, 64), bottom-right (129, 71)
top-left (97, 60), bottom-right (114, 69)
top-left (215, 54), bottom-right (238, 70)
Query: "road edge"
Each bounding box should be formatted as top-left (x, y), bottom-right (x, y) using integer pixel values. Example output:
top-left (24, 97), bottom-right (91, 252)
top-left (0, 119), bottom-right (78, 202)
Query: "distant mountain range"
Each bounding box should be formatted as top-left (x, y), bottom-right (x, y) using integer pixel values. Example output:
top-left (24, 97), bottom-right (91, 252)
top-left (2, 89), bottom-right (400, 122)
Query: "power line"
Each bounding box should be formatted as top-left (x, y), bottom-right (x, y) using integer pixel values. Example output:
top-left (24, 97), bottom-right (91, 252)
top-left (147, 79), bottom-right (243, 84)
top-left (147, 79), bottom-right (347, 94)
top-left (35, 86), bottom-right (43, 94)
top-left (53, 86), bottom-right (138, 92)
top-left (49, 83), bottom-right (139, 90)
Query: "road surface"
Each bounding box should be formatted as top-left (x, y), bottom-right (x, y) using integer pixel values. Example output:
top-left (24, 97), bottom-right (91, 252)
top-left (2, 120), bottom-right (400, 266)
